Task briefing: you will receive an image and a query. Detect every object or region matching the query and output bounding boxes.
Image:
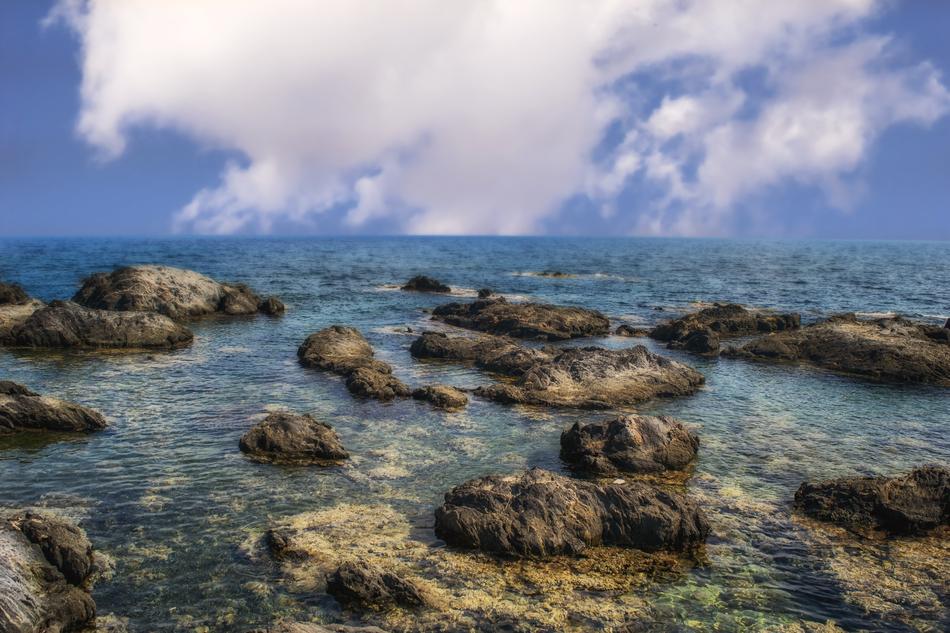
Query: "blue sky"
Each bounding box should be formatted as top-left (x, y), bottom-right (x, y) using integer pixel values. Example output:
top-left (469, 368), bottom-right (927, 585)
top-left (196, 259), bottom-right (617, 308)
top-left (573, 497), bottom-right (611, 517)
top-left (2, 1), bottom-right (949, 238)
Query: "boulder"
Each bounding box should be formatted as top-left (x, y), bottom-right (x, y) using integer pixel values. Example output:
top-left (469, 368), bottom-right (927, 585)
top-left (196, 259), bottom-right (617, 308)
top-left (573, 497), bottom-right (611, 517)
top-left (432, 296), bottom-right (610, 341)
top-left (560, 415), bottom-right (699, 475)
top-left (259, 296), bottom-right (286, 316)
top-left (0, 282), bottom-right (30, 305)
top-left (401, 275), bottom-right (450, 293)
top-left (239, 412), bottom-right (348, 464)
top-left (434, 468), bottom-right (709, 557)
top-left (345, 366), bottom-right (411, 401)
top-left (251, 623), bottom-right (389, 633)
top-left (410, 332), bottom-right (550, 377)
top-left (1, 301), bottom-right (193, 349)
top-left (615, 324), bottom-right (648, 338)
top-left (726, 314), bottom-right (950, 385)
top-left (0, 299), bottom-right (45, 340)
top-left (411, 385), bottom-right (468, 410)
top-left (795, 466), bottom-right (949, 535)
top-left (326, 559), bottom-right (427, 609)
top-left (0, 381), bottom-right (107, 434)
top-left (650, 303), bottom-right (800, 353)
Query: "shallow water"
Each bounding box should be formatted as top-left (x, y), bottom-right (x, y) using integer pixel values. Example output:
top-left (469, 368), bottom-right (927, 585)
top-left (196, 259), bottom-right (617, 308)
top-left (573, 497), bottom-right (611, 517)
top-left (0, 237), bottom-right (948, 632)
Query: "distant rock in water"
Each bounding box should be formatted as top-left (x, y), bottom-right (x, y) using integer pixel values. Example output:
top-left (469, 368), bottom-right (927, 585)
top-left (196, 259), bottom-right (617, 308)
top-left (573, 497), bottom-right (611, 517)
top-left (795, 466), bottom-right (949, 535)
top-left (401, 275), bottom-right (451, 293)
top-left (0, 381), bottom-right (107, 435)
top-left (477, 288), bottom-right (494, 299)
top-left (73, 265), bottom-right (282, 319)
top-left (239, 412), bottom-right (348, 464)
top-left (410, 331), bottom-right (551, 377)
top-left (0, 282), bottom-right (29, 305)
top-left (725, 313), bottom-right (950, 385)
top-left (561, 415), bottom-right (699, 475)
top-left (0, 300), bottom-right (193, 349)
top-left (411, 385), bottom-right (468, 410)
top-left (615, 324), bottom-right (649, 337)
top-left (434, 468), bottom-right (709, 557)
top-left (432, 296), bottom-right (609, 340)
top-left (326, 559), bottom-right (427, 609)
top-left (650, 303), bottom-right (800, 354)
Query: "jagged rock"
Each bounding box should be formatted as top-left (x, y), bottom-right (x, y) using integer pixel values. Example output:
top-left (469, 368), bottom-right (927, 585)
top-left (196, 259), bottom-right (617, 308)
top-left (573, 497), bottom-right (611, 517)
top-left (326, 559), bottom-right (427, 609)
top-left (0, 381), bottom-right (107, 434)
top-left (259, 296), bottom-right (286, 315)
top-left (615, 324), bottom-right (648, 337)
top-left (239, 412), bottom-right (348, 464)
top-left (795, 466), bottom-right (949, 535)
top-left (410, 332), bottom-right (550, 377)
top-left (726, 314), bottom-right (950, 385)
top-left (434, 468), bottom-right (709, 557)
top-left (411, 385), bottom-right (468, 410)
top-left (650, 303), bottom-right (800, 353)
top-left (251, 623), bottom-right (389, 633)
top-left (401, 275), bottom-right (451, 293)
top-left (560, 415), bottom-right (699, 475)
top-left (1, 301), bottom-right (193, 349)
top-left (0, 282), bottom-right (30, 305)
top-left (432, 296), bottom-right (609, 341)
top-left (72, 265), bottom-right (281, 319)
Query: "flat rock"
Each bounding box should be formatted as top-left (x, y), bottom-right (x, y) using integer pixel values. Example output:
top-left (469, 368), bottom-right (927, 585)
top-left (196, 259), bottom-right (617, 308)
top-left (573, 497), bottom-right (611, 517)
top-left (401, 275), bottom-right (450, 293)
top-left (410, 331), bottom-right (551, 376)
top-left (411, 385), bottom-right (468, 410)
top-left (432, 296), bottom-right (609, 341)
top-left (239, 412), bottom-right (348, 464)
top-left (561, 415), bottom-right (699, 475)
top-left (434, 468), bottom-right (709, 557)
top-left (0, 381), bottom-right (107, 434)
top-left (726, 313), bottom-right (950, 385)
top-left (795, 465), bottom-right (949, 535)
top-left (650, 303), bottom-right (800, 353)
top-left (326, 559), bottom-right (427, 609)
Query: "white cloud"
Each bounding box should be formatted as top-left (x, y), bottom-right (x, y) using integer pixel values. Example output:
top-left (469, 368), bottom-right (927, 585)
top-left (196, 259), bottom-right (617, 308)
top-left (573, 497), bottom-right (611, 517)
top-left (50, 0), bottom-right (949, 235)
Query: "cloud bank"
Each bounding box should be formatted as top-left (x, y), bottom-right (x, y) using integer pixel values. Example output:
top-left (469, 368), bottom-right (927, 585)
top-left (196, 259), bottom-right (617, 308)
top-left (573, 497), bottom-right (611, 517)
top-left (51, 0), bottom-right (950, 235)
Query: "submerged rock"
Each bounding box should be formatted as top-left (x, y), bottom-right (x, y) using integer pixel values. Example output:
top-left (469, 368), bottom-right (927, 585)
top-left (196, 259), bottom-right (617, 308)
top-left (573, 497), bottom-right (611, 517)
top-left (326, 559), bottom-right (427, 609)
top-left (0, 282), bottom-right (30, 305)
top-left (650, 303), bottom-right (800, 353)
top-left (434, 468), bottom-right (709, 557)
top-left (239, 412), bottom-right (348, 464)
top-left (615, 324), bottom-right (648, 338)
top-left (726, 314), bottom-right (950, 385)
top-left (560, 415), bottom-right (699, 475)
top-left (0, 381), bottom-right (107, 434)
top-left (411, 385), bottom-right (468, 410)
top-left (795, 466), bottom-right (949, 535)
top-left (432, 296), bottom-right (609, 341)
top-left (410, 331), bottom-right (550, 377)
top-left (401, 275), bottom-right (451, 293)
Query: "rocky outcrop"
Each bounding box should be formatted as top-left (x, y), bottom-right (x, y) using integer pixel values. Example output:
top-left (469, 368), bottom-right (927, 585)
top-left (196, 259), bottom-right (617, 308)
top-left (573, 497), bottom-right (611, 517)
top-left (0, 282), bottom-right (30, 305)
top-left (251, 623), bottom-right (389, 633)
top-left (72, 265), bottom-right (281, 319)
top-left (650, 303), bottom-right (800, 354)
top-left (239, 412), bottom-right (348, 464)
top-left (726, 314), bottom-right (950, 385)
top-left (410, 331), bottom-right (551, 377)
top-left (0, 300), bottom-right (193, 350)
top-left (411, 385), bottom-right (468, 410)
top-left (298, 326), bottom-right (409, 401)
top-left (432, 296), bottom-right (610, 341)
top-left (259, 296), bottom-right (286, 316)
top-left (615, 324), bottom-right (648, 338)
top-left (795, 466), bottom-right (949, 535)
top-left (0, 512), bottom-right (97, 633)
top-left (560, 415), bottom-right (699, 475)
top-left (0, 381), bottom-right (107, 434)
top-left (401, 276), bottom-right (450, 293)
top-left (326, 559), bottom-right (427, 609)
top-left (434, 468), bottom-right (709, 557)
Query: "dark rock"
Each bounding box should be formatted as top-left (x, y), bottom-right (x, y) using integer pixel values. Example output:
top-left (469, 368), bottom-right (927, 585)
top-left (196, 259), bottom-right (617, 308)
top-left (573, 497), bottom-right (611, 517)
top-left (326, 559), bottom-right (427, 609)
top-left (0, 282), bottom-right (29, 305)
top-left (650, 303), bottom-right (800, 353)
top-left (615, 324), bottom-right (648, 337)
top-left (14, 511), bottom-right (95, 585)
top-left (251, 623), bottom-right (389, 633)
top-left (410, 332), bottom-right (551, 376)
top-left (561, 415), bottom-right (699, 475)
top-left (677, 328), bottom-right (720, 354)
top-left (258, 296), bottom-right (285, 315)
top-left (239, 412), bottom-right (348, 464)
top-left (477, 288), bottom-right (494, 299)
top-left (345, 366), bottom-right (411, 401)
top-left (411, 385), bottom-right (468, 410)
top-left (795, 465), bottom-right (949, 535)
top-left (0, 381), bottom-right (107, 434)
top-left (401, 275), bottom-right (451, 293)
top-left (945, 318), bottom-right (950, 329)
top-left (432, 296), bottom-right (609, 341)
top-left (434, 468), bottom-right (709, 557)
top-left (0, 298), bottom-right (45, 340)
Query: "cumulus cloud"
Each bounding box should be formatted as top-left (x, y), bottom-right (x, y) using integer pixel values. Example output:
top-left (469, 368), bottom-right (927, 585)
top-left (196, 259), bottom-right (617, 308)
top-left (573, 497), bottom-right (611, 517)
top-left (50, 0), bottom-right (950, 235)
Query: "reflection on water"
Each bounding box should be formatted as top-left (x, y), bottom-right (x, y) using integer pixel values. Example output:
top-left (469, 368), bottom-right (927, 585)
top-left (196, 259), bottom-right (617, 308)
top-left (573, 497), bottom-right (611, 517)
top-left (0, 237), bottom-right (948, 631)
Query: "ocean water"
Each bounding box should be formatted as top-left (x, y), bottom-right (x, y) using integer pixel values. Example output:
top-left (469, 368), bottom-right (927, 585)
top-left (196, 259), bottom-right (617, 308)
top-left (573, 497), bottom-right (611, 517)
top-left (0, 237), bottom-right (947, 632)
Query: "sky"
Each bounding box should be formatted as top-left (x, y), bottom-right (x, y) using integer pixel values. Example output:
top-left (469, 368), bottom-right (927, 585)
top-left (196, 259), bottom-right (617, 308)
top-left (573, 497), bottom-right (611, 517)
top-left (1, 0), bottom-right (949, 239)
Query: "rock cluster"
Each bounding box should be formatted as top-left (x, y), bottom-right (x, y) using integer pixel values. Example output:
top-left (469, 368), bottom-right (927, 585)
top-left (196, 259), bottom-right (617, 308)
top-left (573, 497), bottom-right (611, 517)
top-left (650, 303), bottom-right (800, 354)
top-left (239, 412), bottom-right (348, 464)
top-left (326, 559), bottom-right (427, 609)
top-left (432, 296), bottom-right (610, 340)
top-left (0, 381), bottom-right (107, 435)
top-left (401, 276), bottom-right (450, 293)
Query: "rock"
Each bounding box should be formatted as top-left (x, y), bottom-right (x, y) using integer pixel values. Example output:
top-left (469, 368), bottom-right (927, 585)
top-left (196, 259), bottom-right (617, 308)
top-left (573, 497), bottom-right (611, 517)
top-left (474, 345), bottom-right (704, 409)
top-left (945, 318), bottom-right (950, 329)
top-left (410, 332), bottom-right (551, 377)
top-left (538, 271), bottom-right (571, 278)
top-left (794, 466), bottom-right (949, 535)
top-left (432, 296), bottom-right (610, 341)
top-left (650, 303), bottom-right (800, 353)
top-left (14, 511), bottom-right (95, 585)
top-left (72, 265), bottom-right (281, 319)
top-left (560, 415), bottom-right (699, 475)
top-left (259, 296), bottom-right (286, 315)
top-left (680, 328), bottom-right (720, 354)
top-left (251, 623), bottom-right (389, 633)
top-left (326, 559), bottom-right (427, 609)
top-left (0, 381), bottom-right (108, 434)
top-left (726, 314), bottom-right (950, 385)
top-left (0, 296), bottom-right (45, 340)
top-left (345, 366), bottom-right (411, 401)
top-left (0, 282), bottom-right (29, 305)
top-left (477, 288), bottom-right (494, 299)
top-left (1, 300), bottom-right (194, 350)
top-left (401, 275), bottom-right (451, 293)
top-left (434, 468), bottom-right (709, 557)
top-left (239, 412), bottom-right (348, 464)
top-left (615, 324), bottom-right (648, 337)
top-left (411, 385), bottom-right (468, 410)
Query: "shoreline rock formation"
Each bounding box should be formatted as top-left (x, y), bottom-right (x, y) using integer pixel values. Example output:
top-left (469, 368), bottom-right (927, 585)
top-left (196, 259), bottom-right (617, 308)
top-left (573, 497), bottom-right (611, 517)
top-left (239, 412), bottom-right (348, 464)
top-left (401, 276), bottom-right (450, 293)
top-left (650, 303), bottom-right (800, 354)
top-left (0, 381), bottom-right (107, 435)
top-left (431, 296), bottom-right (609, 340)
top-left (326, 559), bottom-right (427, 610)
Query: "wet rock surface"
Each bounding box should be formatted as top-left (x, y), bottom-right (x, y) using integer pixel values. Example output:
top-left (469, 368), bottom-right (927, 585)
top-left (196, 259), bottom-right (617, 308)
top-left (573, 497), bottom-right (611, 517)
top-left (410, 332), bottom-right (551, 377)
top-left (560, 415), bottom-right (699, 475)
top-left (252, 623), bottom-right (390, 633)
top-left (345, 366), bottom-right (411, 401)
top-left (432, 296), bottom-right (610, 341)
top-left (411, 385), bottom-right (468, 410)
top-left (401, 276), bottom-right (450, 293)
top-left (615, 324), bottom-right (649, 337)
top-left (0, 381), bottom-right (107, 434)
top-left (240, 412), bottom-right (348, 464)
top-left (650, 303), bottom-right (800, 353)
top-left (795, 465), bottom-right (949, 535)
top-left (726, 314), bottom-right (950, 385)
top-left (326, 559), bottom-right (427, 609)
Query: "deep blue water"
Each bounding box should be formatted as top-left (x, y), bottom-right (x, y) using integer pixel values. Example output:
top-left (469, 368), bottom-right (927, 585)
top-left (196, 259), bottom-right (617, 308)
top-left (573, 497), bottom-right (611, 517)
top-left (0, 237), bottom-right (948, 632)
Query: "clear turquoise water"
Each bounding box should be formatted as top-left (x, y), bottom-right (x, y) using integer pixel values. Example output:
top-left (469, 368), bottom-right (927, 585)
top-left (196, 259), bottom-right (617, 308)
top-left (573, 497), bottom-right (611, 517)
top-left (0, 237), bottom-right (948, 632)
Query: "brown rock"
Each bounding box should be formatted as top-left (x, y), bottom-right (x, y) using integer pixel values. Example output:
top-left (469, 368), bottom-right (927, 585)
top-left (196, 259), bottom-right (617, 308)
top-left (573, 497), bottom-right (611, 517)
top-left (401, 275), bottom-right (450, 293)
top-left (326, 559), bottom-right (427, 609)
top-left (0, 381), bottom-right (107, 434)
top-left (410, 331), bottom-right (550, 376)
top-left (411, 385), bottom-right (468, 410)
top-left (0, 282), bottom-right (30, 305)
top-left (239, 412), bottom-right (348, 464)
top-left (650, 303), bottom-right (800, 353)
top-left (432, 296), bottom-right (609, 341)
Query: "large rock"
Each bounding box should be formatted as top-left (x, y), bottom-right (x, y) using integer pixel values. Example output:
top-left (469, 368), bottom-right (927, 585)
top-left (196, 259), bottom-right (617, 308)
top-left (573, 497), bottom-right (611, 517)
top-left (0, 381), bottom-right (107, 435)
top-left (410, 331), bottom-right (550, 376)
top-left (239, 412), bottom-right (348, 464)
top-left (401, 275), bottom-right (450, 293)
top-left (726, 314), bottom-right (950, 385)
top-left (326, 559), bottom-right (427, 609)
top-left (795, 466), bottom-right (949, 535)
top-left (560, 415), bottom-right (699, 475)
top-left (411, 385), bottom-right (468, 410)
top-left (1, 301), bottom-right (193, 349)
top-left (434, 468), bottom-right (709, 557)
top-left (650, 303), bottom-right (800, 354)
top-left (0, 282), bottom-right (30, 305)
top-left (432, 296), bottom-right (610, 341)
top-left (72, 265), bottom-right (281, 319)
